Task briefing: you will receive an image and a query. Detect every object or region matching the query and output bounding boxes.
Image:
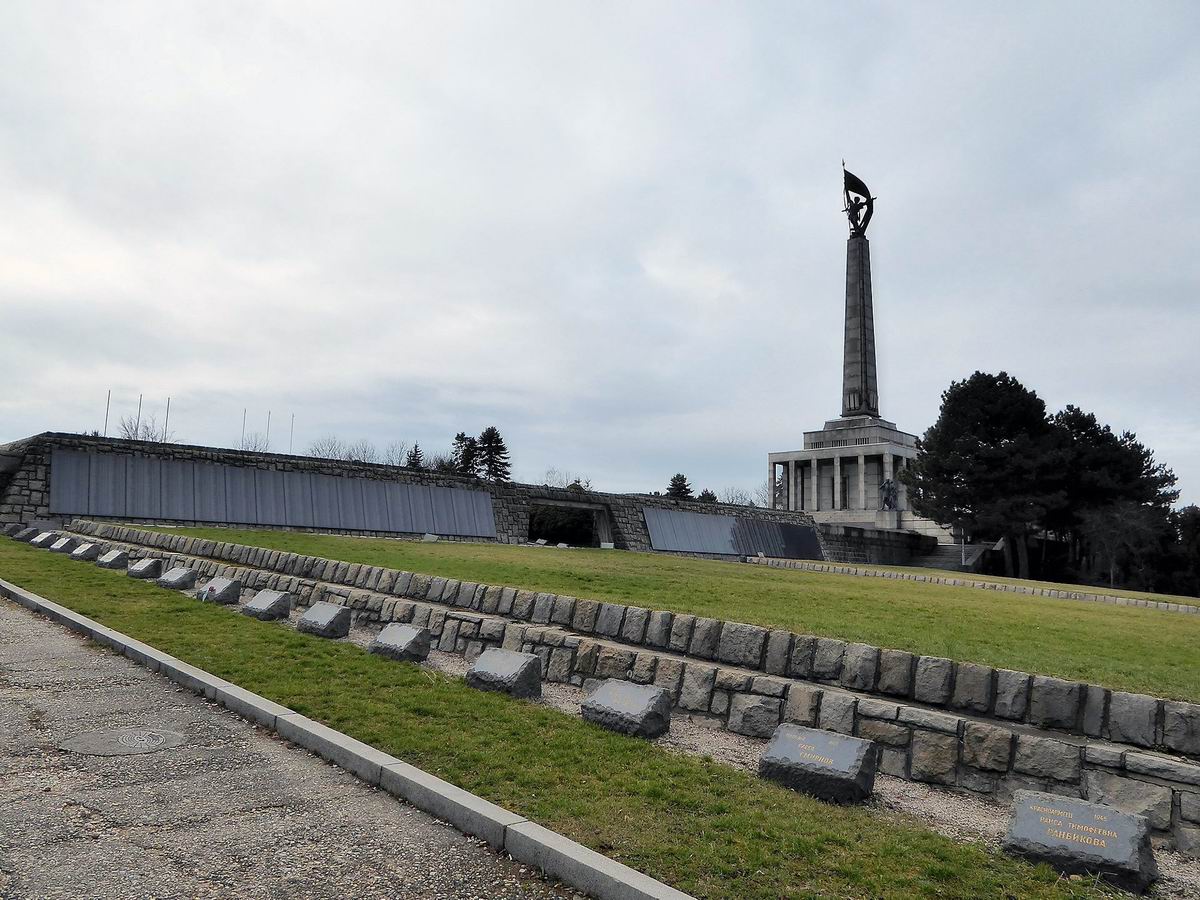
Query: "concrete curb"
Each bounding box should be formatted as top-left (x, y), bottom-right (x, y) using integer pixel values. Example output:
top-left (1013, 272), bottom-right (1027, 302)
top-left (0, 575), bottom-right (695, 900)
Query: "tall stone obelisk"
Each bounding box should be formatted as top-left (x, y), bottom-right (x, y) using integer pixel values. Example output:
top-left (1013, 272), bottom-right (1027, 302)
top-left (840, 168), bottom-right (879, 418)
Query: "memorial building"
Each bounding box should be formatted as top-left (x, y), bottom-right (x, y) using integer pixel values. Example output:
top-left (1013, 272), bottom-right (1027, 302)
top-left (767, 170), bottom-right (952, 543)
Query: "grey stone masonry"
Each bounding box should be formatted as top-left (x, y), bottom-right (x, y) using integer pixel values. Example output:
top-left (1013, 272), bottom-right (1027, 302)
top-left (1, 522), bottom-right (25, 536)
top-left (197, 577), bottom-right (242, 605)
top-left (759, 724), bottom-right (877, 803)
top-left (49, 536), bottom-right (78, 554)
top-left (56, 518), bottom-right (1200, 855)
top-left (95, 549), bottom-right (128, 569)
top-left (241, 589), bottom-right (292, 621)
top-left (1002, 790), bottom-right (1158, 893)
top-left (466, 649), bottom-right (541, 699)
top-left (70, 542), bottom-right (100, 561)
top-left (127, 558), bottom-right (162, 579)
top-left (297, 601), bottom-right (352, 639)
top-left (156, 567), bottom-right (197, 590)
top-left (370, 624), bottom-right (432, 663)
top-left (581, 680), bottom-right (672, 738)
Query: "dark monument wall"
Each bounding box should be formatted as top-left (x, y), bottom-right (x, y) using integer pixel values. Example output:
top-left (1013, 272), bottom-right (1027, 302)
top-left (0, 434), bottom-right (826, 559)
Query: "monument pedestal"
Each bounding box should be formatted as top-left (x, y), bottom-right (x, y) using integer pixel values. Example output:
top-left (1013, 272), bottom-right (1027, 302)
top-left (874, 510), bottom-right (899, 530)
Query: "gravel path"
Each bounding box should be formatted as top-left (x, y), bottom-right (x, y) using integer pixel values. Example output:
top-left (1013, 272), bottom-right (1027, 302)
top-left (0, 600), bottom-right (582, 900)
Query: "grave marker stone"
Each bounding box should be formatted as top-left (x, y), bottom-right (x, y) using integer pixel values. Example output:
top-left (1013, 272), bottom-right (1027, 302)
top-left (422, 533), bottom-right (439, 542)
top-left (71, 542), bottom-right (101, 561)
top-left (1002, 790), bottom-right (1157, 893)
top-left (370, 623), bottom-right (432, 662)
top-left (127, 558), bottom-right (162, 579)
top-left (30, 531), bottom-right (59, 548)
top-left (241, 589), bottom-right (292, 621)
top-left (196, 577), bottom-right (242, 605)
top-left (156, 567), bottom-right (197, 590)
top-left (96, 549), bottom-right (128, 569)
top-left (582, 679), bottom-right (672, 738)
top-left (758, 723), bottom-right (878, 803)
top-left (297, 601), bottom-right (352, 638)
top-left (2, 523), bottom-right (26, 537)
top-left (49, 537), bottom-right (79, 554)
top-left (466, 648), bottom-right (542, 699)
top-left (12, 527), bottom-right (40, 542)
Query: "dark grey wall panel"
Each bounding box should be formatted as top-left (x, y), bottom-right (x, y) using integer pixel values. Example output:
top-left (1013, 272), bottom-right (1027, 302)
top-left (255, 469), bottom-right (287, 526)
top-left (225, 467), bottom-right (257, 524)
top-left (361, 481), bottom-right (391, 531)
top-left (161, 460), bottom-right (196, 521)
top-left (311, 475), bottom-right (342, 529)
top-left (383, 483), bottom-right (412, 533)
top-left (50, 448), bottom-right (498, 537)
top-left (336, 477), bottom-right (366, 531)
top-left (283, 471), bottom-right (314, 527)
top-left (407, 485), bottom-right (435, 534)
top-left (194, 462), bottom-right (227, 522)
top-left (49, 449), bottom-right (91, 514)
top-left (642, 507), bottom-right (736, 555)
top-left (89, 453), bottom-right (127, 517)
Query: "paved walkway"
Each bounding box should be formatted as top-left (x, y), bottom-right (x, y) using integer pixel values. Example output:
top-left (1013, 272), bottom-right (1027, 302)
top-left (0, 599), bottom-right (579, 900)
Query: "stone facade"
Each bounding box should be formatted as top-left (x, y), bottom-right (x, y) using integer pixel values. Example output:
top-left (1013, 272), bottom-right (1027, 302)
top-left (0, 433), bottom-right (823, 559)
top-left (53, 519), bottom-right (1200, 854)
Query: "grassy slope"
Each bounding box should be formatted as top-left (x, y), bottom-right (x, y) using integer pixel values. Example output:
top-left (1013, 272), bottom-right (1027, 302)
top-left (0, 540), bottom-right (1106, 900)
top-left (149, 527), bottom-right (1200, 702)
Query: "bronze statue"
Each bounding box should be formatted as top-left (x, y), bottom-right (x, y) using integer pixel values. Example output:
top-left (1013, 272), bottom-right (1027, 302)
top-left (843, 165), bottom-right (875, 236)
top-left (879, 478), bottom-right (898, 511)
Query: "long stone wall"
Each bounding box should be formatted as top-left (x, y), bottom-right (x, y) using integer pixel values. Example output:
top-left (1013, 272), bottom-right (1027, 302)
top-left (53, 519), bottom-right (1200, 855)
top-left (0, 433), bottom-right (825, 559)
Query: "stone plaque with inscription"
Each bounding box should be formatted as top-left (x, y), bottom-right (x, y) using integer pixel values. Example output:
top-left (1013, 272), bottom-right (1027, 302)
top-left (96, 549), bottom-right (128, 569)
top-left (297, 601), bottom-right (352, 638)
top-left (1002, 790), bottom-right (1157, 892)
top-left (127, 558), bottom-right (162, 579)
top-left (758, 723), bottom-right (878, 803)
top-left (196, 577), bottom-right (242, 605)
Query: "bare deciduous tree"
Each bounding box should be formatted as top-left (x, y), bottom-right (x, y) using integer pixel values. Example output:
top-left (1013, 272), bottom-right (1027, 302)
top-left (119, 414), bottom-right (175, 443)
top-left (239, 431), bottom-right (270, 452)
top-left (544, 467), bottom-right (592, 491)
top-left (382, 441), bottom-right (410, 467)
top-left (719, 486), bottom-right (755, 506)
top-left (344, 439), bottom-right (379, 463)
top-left (307, 435), bottom-right (348, 459)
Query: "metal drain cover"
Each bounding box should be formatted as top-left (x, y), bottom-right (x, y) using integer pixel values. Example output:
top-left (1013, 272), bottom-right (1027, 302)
top-left (60, 727), bottom-right (185, 757)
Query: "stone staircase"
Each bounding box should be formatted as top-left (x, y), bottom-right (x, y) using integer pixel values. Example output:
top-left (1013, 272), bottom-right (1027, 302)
top-left (910, 543), bottom-right (970, 572)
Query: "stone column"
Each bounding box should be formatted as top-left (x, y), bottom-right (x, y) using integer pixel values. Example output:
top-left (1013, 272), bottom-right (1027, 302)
top-left (787, 461), bottom-right (796, 511)
top-left (857, 454), bottom-right (866, 510)
top-left (833, 456), bottom-right (842, 510)
top-left (898, 457), bottom-right (908, 510)
top-left (768, 461), bottom-right (777, 509)
top-left (810, 459), bottom-right (819, 511)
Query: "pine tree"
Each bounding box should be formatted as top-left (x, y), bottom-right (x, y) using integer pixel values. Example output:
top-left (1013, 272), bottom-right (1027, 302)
top-left (452, 432), bottom-right (480, 477)
top-left (404, 443), bottom-right (424, 469)
top-left (697, 488), bottom-right (717, 503)
top-left (667, 473), bottom-right (693, 499)
top-left (477, 426), bottom-right (511, 482)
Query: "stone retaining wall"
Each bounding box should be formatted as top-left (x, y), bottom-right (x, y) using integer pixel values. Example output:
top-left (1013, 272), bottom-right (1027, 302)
top-left (752, 557), bottom-right (1200, 616)
top-left (818, 523), bottom-right (937, 566)
top-left (59, 519), bottom-right (1200, 854)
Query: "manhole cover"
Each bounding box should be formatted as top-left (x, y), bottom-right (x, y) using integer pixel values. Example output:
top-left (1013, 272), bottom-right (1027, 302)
top-left (60, 727), bottom-right (186, 757)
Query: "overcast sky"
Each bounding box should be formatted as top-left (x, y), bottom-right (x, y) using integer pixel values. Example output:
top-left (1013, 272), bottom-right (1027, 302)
top-left (2, 3), bottom-right (1198, 504)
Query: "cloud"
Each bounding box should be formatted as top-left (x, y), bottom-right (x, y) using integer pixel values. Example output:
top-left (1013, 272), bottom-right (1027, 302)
top-left (1, 2), bottom-right (1197, 503)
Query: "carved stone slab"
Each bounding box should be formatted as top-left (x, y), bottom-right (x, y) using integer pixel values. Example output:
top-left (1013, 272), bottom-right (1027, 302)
top-left (297, 601), bottom-right (351, 638)
top-left (127, 558), bottom-right (162, 579)
top-left (759, 723), bottom-right (878, 803)
top-left (71, 542), bottom-right (101, 561)
top-left (156, 567), bottom-right (197, 590)
top-left (370, 623), bottom-right (432, 662)
top-left (582, 679), bottom-right (673, 738)
top-left (12, 527), bottom-right (40, 542)
top-left (49, 537), bottom-right (79, 554)
top-left (1002, 790), bottom-right (1158, 893)
top-left (241, 589), bottom-right (292, 621)
top-left (2, 523), bottom-right (26, 537)
top-left (196, 578), bottom-right (242, 604)
top-left (96, 549), bottom-right (128, 569)
top-left (466, 648), bottom-right (542, 699)
top-left (30, 531), bottom-right (59, 548)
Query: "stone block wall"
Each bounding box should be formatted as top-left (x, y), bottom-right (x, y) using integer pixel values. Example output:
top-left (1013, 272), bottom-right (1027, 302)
top-left (0, 434), bottom-right (823, 559)
top-left (59, 519), bottom-right (1200, 854)
top-left (818, 523), bottom-right (936, 565)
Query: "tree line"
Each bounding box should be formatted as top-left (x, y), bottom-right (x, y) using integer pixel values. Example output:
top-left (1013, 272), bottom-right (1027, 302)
top-left (307, 426), bottom-right (512, 482)
top-left (902, 371), bottom-right (1197, 594)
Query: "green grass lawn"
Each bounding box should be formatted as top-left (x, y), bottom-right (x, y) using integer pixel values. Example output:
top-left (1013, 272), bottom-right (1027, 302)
top-left (148, 526), bottom-right (1200, 702)
top-left (0, 539), bottom-right (1109, 900)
